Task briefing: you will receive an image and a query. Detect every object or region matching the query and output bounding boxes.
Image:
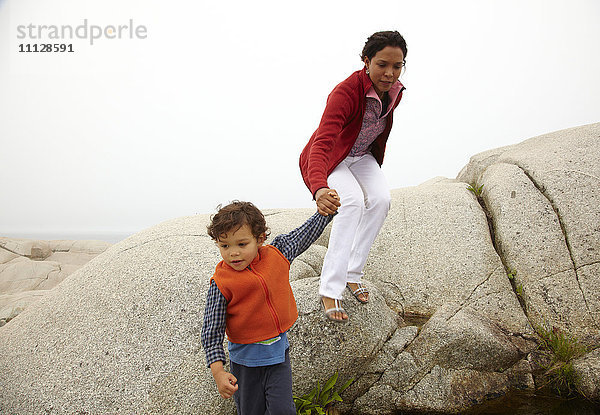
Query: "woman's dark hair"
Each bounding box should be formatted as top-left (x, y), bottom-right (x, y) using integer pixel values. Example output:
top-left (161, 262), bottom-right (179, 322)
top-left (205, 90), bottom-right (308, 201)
top-left (361, 31), bottom-right (407, 61)
top-left (207, 200), bottom-right (270, 241)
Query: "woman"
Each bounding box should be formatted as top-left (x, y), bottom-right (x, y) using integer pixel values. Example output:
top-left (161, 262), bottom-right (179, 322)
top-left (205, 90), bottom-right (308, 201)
top-left (299, 31), bottom-right (407, 322)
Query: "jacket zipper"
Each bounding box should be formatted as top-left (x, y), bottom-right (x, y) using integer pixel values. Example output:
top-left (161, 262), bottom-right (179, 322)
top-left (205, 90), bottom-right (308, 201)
top-left (248, 266), bottom-right (282, 334)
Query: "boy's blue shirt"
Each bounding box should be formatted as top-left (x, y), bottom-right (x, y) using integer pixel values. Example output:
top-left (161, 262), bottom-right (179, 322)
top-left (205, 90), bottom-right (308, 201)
top-left (228, 332), bottom-right (289, 367)
top-left (201, 211), bottom-right (334, 367)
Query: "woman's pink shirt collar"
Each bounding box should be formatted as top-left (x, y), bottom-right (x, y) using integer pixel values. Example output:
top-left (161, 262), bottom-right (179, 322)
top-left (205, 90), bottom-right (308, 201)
top-left (365, 80), bottom-right (403, 118)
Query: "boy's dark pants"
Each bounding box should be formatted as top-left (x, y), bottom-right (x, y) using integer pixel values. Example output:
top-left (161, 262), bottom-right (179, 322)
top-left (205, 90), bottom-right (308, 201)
top-left (230, 348), bottom-right (296, 415)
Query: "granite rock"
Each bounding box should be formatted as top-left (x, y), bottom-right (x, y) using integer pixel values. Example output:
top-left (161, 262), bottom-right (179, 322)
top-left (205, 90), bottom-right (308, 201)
top-left (0, 238), bottom-right (111, 323)
top-left (480, 163), bottom-right (598, 343)
top-left (573, 348), bottom-right (600, 401)
top-left (364, 178), bottom-right (532, 335)
top-left (458, 123), bottom-right (600, 344)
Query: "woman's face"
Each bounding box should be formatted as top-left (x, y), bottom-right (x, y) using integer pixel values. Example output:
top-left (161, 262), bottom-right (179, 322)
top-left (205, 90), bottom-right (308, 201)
top-left (364, 46), bottom-right (405, 98)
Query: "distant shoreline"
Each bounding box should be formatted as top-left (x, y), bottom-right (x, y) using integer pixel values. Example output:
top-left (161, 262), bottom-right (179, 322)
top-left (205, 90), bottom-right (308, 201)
top-left (0, 232), bottom-right (132, 244)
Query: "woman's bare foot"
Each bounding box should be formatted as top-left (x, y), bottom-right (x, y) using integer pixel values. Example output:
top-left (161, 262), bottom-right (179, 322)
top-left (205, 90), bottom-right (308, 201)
top-left (321, 296), bottom-right (348, 322)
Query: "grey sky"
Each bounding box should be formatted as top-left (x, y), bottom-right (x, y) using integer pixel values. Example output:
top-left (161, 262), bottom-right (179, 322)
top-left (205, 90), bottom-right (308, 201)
top-left (1, 0), bottom-right (599, 240)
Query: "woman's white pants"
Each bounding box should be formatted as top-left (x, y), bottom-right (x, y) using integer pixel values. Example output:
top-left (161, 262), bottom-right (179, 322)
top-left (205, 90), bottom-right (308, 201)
top-left (320, 153), bottom-right (391, 299)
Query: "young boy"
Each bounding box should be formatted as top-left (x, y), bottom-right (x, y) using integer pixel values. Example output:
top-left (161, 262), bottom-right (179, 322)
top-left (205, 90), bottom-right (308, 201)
top-left (201, 200), bottom-right (337, 414)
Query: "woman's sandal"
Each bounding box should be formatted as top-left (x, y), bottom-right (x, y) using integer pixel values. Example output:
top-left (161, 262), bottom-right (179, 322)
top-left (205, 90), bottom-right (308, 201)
top-left (347, 283), bottom-right (369, 304)
top-left (321, 297), bottom-right (348, 323)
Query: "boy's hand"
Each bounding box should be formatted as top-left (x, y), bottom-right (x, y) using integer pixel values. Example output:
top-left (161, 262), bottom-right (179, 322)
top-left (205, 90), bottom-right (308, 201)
top-left (210, 361), bottom-right (238, 399)
top-left (315, 188), bottom-right (340, 216)
top-left (214, 370), bottom-right (238, 399)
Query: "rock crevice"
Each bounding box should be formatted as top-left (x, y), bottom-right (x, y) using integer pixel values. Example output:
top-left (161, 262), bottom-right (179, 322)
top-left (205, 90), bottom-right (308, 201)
top-left (514, 164), bottom-right (598, 329)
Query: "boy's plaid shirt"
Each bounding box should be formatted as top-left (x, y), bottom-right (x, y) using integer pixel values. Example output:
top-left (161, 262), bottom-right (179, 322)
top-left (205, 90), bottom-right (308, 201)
top-left (201, 211), bottom-right (334, 367)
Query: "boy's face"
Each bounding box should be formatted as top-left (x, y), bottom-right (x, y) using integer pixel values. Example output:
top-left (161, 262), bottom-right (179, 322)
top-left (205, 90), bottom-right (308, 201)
top-left (216, 224), bottom-right (265, 271)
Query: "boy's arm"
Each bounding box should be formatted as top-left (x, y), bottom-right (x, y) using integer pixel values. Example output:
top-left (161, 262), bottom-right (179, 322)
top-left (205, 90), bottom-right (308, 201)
top-left (201, 281), bottom-right (238, 399)
top-left (271, 211), bottom-right (335, 263)
top-left (201, 281), bottom-right (227, 367)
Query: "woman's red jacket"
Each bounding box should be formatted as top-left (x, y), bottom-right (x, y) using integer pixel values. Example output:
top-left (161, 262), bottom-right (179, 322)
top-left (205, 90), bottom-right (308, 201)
top-left (299, 67), bottom-right (405, 197)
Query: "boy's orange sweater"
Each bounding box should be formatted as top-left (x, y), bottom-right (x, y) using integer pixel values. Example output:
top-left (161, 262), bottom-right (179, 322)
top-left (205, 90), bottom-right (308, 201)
top-left (210, 245), bottom-right (298, 344)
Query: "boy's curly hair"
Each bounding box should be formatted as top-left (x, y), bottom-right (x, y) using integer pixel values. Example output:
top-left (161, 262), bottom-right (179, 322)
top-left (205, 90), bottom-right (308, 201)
top-left (207, 201), bottom-right (270, 241)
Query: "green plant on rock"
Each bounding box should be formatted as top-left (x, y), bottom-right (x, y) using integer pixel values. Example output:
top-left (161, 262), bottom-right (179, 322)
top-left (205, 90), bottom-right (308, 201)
top-left (467, 183), bottom-right (484, 197)
top-left (294, 372), bottom-right (353, 415)
top-left (536, 324), bottom-right (587, 364)
top-left (546, 361), bottom-right (579, 396)
top-left (535, 324), bottom-right (588, 396)
top-left (515, 284), bottom-right (524, 297)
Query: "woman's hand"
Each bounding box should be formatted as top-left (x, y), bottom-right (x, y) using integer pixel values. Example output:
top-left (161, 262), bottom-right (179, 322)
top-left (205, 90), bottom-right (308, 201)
top-left (315, 188), bottom-right (341, 216)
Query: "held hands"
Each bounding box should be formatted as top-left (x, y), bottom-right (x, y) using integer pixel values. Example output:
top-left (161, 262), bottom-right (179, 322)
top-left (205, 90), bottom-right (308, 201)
top-left (315, 188), bottom-right (341, 216)
top-left (210, 362), bottom-right (238, 399)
